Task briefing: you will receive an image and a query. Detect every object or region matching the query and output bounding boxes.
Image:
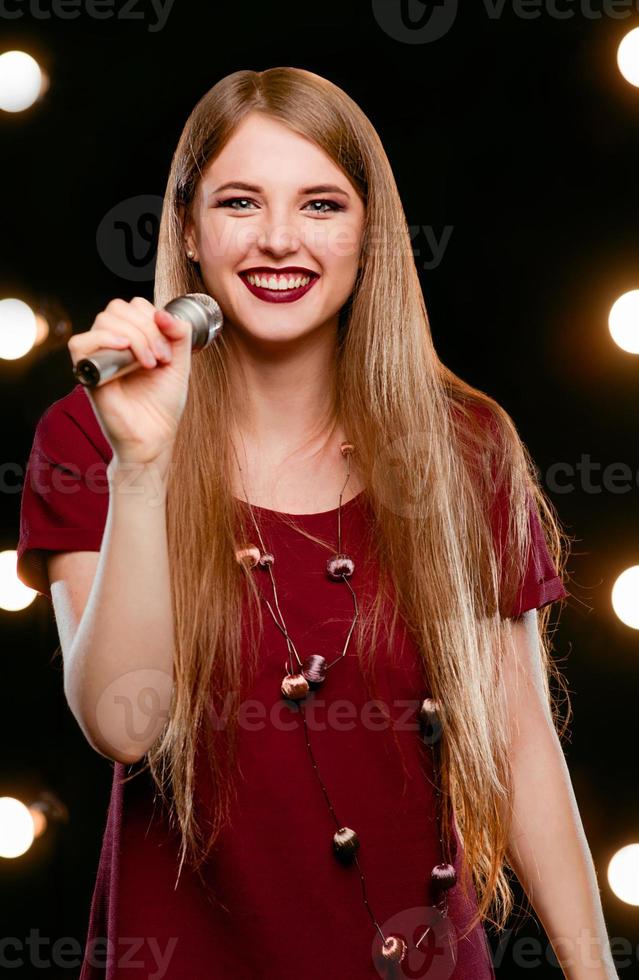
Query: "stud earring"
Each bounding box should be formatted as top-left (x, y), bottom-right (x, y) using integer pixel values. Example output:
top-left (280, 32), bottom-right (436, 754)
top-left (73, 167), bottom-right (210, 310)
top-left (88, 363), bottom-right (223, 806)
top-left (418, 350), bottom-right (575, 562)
top-left (186, 249), bottom-right (195, 259)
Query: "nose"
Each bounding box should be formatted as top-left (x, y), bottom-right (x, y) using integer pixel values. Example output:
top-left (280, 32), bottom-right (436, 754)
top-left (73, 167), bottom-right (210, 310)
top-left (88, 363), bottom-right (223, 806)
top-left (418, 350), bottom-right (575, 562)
top-left (256, 210), bottom-right (302, 257)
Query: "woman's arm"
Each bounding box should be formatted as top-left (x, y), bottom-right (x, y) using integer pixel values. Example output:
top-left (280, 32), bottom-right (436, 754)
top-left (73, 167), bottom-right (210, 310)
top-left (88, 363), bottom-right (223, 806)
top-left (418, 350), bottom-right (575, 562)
top-left (54, 458), bottom-right (174, 765)
top-left (502, 610), bottom-right (618, 980)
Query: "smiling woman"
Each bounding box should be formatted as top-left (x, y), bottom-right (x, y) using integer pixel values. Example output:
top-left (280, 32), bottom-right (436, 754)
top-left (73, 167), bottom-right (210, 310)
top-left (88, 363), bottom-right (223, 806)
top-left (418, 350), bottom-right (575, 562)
top-left (16, 66), bottom-right (614, 980)
top-left (180, 110), bottom-right (365, 349)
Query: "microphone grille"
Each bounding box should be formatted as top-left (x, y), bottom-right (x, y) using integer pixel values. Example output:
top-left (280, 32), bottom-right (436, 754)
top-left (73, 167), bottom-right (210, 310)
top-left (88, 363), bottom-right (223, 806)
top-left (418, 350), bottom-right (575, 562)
top-left (167, 292), bottom-right (223, 348)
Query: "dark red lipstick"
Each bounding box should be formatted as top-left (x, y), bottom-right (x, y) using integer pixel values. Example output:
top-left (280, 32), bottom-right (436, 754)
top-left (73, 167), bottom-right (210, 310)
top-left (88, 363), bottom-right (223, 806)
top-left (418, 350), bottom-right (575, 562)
top-left (238, 267), bottom-right (319, 304)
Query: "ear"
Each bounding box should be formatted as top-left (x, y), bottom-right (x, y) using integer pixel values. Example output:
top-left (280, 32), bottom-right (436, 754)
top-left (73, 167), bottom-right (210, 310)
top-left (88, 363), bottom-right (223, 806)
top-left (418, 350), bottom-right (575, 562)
top-left (179, 206), bottom-right (198, 262)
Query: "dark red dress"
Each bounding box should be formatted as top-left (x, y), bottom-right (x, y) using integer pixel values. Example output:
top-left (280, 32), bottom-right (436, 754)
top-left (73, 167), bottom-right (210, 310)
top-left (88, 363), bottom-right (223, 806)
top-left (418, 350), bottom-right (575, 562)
top-left (17, 384), bottom-right (568, 980)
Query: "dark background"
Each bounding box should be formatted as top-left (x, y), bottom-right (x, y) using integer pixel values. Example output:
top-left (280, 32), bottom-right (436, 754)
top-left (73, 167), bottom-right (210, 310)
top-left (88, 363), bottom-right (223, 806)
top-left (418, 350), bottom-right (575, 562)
top-left (1, 1), bottom-right (638, 976)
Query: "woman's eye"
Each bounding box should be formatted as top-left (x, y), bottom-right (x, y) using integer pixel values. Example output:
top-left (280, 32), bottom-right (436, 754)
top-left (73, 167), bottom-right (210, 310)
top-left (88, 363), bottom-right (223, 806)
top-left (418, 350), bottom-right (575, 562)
top-left (215, 197), bottom-right (343, 214)
top-left (304, 200), bottom-right (343, 214)
top-left (216, 197), bottom-right (257, 210)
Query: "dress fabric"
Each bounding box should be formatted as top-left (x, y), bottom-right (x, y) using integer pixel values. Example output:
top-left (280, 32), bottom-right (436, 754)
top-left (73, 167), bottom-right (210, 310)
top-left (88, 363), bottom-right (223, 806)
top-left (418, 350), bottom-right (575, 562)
top-left (17, 384), bottom-right (569, 980)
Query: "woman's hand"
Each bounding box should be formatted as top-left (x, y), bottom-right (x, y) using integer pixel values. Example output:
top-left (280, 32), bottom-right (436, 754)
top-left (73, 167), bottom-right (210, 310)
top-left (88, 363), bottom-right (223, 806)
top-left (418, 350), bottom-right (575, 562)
top-left (68, 296), bottom-right (193, 470)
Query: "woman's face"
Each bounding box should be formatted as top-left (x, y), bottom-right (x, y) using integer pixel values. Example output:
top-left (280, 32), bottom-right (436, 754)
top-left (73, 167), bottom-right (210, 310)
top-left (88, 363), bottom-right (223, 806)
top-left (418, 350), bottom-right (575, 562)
top-left (183, 111), bottom-right (365, 346)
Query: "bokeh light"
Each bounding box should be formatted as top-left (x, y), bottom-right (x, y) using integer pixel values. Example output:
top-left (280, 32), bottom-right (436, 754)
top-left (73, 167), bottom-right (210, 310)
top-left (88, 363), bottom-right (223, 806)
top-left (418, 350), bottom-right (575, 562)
top-left (618, 27), bottom-right (639, 88)
top-left (0, 550), bottom-right (36, 611)
top-left (608, 844), bottom-right (639, 905)
top-left (0, 51), bottom-right (44, 113)
top-left (608, 290), bottom-right (639, 355)
top-left (0, 298), bottom-right (38, 361)
top-left (611, 565), bottom-right (639, 630)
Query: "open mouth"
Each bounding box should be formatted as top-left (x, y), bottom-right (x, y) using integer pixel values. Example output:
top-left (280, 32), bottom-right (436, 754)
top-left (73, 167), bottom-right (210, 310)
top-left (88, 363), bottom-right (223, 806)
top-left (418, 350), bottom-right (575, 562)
top-left (238, 270), bottom-right (320, 304)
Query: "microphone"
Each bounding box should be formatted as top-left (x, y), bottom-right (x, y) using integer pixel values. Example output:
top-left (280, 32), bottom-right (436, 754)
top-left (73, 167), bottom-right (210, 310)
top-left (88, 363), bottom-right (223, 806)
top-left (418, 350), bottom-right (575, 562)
top-left (72, 293), bottom-right (224, 388)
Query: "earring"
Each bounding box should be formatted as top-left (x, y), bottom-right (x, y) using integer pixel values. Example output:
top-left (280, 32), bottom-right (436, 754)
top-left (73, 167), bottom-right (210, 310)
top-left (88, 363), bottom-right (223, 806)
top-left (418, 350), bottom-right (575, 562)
top-left (186, 249), bottom-right (195, 259)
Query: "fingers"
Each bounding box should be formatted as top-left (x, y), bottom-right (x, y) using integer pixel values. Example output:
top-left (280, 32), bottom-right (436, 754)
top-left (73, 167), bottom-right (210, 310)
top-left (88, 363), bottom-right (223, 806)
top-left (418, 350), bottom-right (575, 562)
top-left (154, 308), bottom-right (192, 340)
top-left (68, 297), bottom-right (175, 369)
top-left (67, 329), bottom-right (130, 369)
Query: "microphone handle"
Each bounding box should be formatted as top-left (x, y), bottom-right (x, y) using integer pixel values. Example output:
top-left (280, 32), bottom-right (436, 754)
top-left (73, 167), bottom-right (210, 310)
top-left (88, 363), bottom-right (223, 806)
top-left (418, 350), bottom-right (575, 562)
top-left (72, 294), bottom-right (222, 389)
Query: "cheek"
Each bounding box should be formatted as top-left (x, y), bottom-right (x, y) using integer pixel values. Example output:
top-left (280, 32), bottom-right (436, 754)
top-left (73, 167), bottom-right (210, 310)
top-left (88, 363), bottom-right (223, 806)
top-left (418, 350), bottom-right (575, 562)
top-left (323, 218), bottom-right (363, 270)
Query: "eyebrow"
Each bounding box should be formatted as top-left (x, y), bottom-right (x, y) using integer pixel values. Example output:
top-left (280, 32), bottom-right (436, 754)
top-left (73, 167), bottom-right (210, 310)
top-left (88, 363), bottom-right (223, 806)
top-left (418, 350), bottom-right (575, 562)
top-left (209, 180), bottom-right (351, 198)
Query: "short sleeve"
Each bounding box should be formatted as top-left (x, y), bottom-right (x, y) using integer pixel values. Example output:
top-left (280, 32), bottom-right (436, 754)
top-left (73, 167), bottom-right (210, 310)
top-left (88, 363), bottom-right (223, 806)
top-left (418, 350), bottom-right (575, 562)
top-left (17, 385), bottom-right (113, 600)
top-left (492, 483), bottom-right (569, 619)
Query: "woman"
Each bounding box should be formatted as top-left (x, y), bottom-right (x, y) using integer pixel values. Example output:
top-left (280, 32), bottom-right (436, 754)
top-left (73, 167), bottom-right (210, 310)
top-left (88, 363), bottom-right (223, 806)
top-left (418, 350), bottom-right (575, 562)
top-left (17, 68), bottom-right (616, 979)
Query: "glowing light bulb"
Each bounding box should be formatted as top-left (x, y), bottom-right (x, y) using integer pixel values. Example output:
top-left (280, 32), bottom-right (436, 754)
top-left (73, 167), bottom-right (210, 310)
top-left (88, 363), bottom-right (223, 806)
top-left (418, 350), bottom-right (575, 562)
top-left (608, 291), bottom-right (639, 355)
top-left (618, 27), bottom-right (639, 88)
top-left (0, 797), bottom-right (35, 858)
top-left (0, 550), bottom-right (36, 611)
top-left (0, 298), bottom-right (37, 360)
top-left (608, 844), bottom-right (639, 905)
top-left (0, 51), bottom-right (43, 113)
top-left (611, 565), bottom-right (639, 630)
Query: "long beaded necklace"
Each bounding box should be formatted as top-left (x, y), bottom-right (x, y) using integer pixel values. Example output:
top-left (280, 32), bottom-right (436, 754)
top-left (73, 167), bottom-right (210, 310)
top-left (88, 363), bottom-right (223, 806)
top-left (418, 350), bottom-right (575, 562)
top-left (233, 440), bottom-right (458, 970)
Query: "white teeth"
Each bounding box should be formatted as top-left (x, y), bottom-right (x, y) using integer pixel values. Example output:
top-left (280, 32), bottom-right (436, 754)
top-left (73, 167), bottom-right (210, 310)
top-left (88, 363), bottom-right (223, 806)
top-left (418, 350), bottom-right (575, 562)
top-left (246, 273), bottom-right (312, 290)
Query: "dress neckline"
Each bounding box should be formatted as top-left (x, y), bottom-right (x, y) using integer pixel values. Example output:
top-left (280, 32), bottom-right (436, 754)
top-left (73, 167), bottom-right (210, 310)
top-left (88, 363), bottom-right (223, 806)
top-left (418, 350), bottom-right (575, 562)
top-left (234, 488), bottom-right (366, 520)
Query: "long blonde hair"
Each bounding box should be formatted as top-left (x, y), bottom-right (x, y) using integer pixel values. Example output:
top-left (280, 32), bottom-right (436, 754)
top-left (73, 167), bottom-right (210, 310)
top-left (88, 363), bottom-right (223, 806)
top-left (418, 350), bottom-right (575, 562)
top-left (147, 67), bottom-right (571, 938)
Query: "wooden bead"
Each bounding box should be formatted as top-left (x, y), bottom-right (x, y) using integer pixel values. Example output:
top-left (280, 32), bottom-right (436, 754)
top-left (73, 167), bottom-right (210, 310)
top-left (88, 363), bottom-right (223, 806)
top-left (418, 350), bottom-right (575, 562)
top-left (419, 697), bottom-right (443, 746)
top-left (380, 935), bottom-right (407, 964)
top-left (431, 862), bottom-right (457, 893)
top-left (326, 554), bottom-right (355, 580)
top-left (235, 545), bottom-right (261, 568)
top-left (280, 673), bottom-right (309, 701)
top-left (332, 826), bottom-right (360, 864)
top-left (301, 654), bottom-right (327, 685)
top-left (419, 697), bottom-right (440, 728)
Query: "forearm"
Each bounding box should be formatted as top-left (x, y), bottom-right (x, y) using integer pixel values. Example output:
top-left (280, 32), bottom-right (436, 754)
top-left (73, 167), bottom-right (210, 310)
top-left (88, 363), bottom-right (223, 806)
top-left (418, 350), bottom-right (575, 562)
top-left (64, 459), bottom-right (175, 764)
top-left (506, 705), bottom-right (618, 979)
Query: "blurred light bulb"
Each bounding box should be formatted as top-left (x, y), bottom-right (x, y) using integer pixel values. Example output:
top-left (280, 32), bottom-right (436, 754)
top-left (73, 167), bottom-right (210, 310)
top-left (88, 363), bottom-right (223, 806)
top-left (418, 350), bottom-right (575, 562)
top-left (608, 290), bottom-right (639, 355)
top-left (0, 298), bottom-right (37, 360)
top-left (618, 27), bottom-right (639, 87)
top-left (0, 51), bottom-right (43, 113)
top-left (608, 844), bottom-right (639, 905)
top-left (0, 797), bottom-right (35, 858)
top-left (611, 565), bottom-right (639, 629)
top-left (0, 550), bottom-right (36, 611)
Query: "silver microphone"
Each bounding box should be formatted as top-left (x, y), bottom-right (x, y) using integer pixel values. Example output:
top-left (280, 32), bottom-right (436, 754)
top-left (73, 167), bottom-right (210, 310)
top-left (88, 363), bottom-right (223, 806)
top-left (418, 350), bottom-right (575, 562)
top-left (72, 293), bottom-right (224, 388)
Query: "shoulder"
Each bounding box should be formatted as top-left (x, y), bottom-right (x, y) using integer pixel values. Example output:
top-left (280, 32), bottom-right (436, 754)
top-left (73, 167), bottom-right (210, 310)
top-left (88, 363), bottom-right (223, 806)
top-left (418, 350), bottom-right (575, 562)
top-left (32, 383), bottom-right (113, 468)
top-left (447, 393), bottom-right (509, 484)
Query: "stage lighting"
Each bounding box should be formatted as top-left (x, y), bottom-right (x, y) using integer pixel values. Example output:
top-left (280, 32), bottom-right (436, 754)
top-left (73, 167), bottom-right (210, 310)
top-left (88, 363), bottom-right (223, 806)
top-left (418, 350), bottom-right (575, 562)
top-left (0, 793), bottom-right (69, 859)
top-left (0, 550), bottom-right (36, 611)
top-left (0, 798), bottom-right (35, 858)
top-left (608, 844), bottom-right (639, 905)
top-left (0, 299), bottom-right (37, 360)
top-left (611, 565), bottom-right (639, 630)
top-left (618, 27), bottom-right (639, 88)
top-left (608, 290), bottom-right (639, 355)
top-left (0, 51), bottom-right (46, 113)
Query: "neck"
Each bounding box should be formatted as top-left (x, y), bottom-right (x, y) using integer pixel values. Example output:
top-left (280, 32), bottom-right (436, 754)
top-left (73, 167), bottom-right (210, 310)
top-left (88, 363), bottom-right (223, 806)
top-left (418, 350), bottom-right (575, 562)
top-left (226, 319), bottom-right (341, 464)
